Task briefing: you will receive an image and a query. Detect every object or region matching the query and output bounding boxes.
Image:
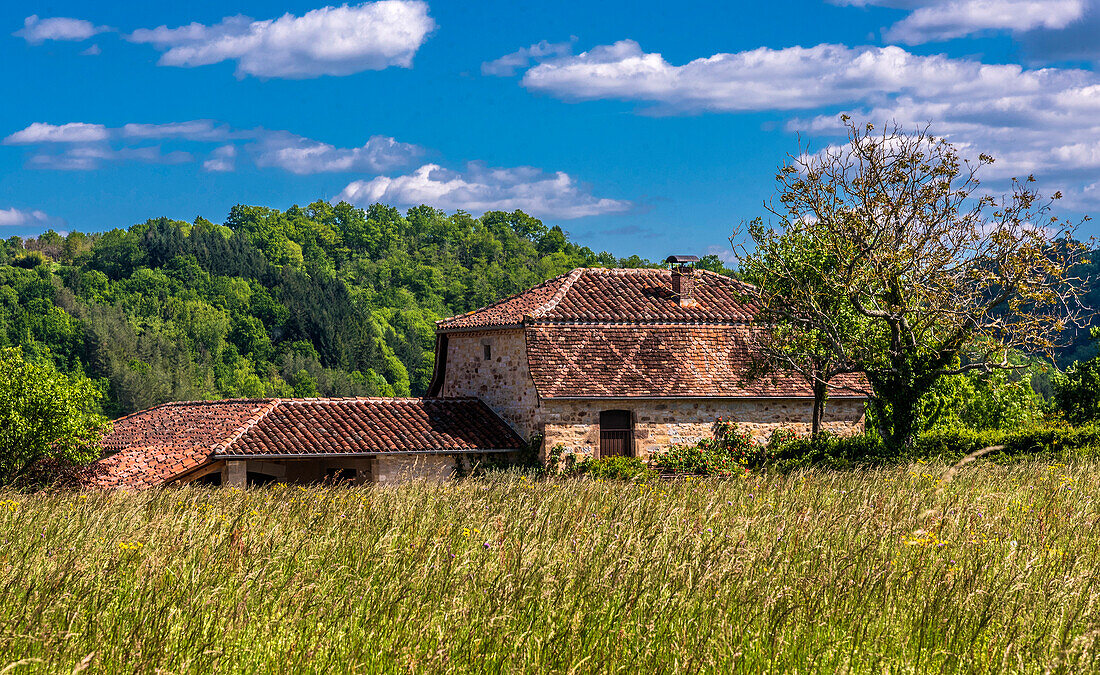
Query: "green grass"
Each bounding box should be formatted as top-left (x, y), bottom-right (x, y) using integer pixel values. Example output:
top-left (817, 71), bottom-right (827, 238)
top-left (2, 462), bottom-right (1100, 673)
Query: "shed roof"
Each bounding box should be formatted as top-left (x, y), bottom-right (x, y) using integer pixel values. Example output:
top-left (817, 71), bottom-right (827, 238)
top-left (82, 398), bottom-right (524, 489)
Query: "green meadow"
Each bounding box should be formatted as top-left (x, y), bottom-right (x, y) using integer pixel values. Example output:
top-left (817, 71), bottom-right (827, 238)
top-left (1, 462), bottom-right (1098, 673)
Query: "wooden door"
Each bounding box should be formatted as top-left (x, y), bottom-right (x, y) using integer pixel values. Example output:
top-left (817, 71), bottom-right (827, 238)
top-left (599, 410), bottom-right (633, 457)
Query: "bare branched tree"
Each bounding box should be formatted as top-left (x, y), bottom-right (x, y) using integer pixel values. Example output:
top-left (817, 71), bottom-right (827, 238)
top-left (738, 117), bottom-right (1090, 449)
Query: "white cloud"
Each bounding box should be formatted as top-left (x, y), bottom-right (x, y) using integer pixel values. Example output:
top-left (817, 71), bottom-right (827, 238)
top-left (336, 162), bottom-right (632, 219)
top-left (521, 40), bottom-right (1078, 114)
top-left (4, 122), bottom-right (109, 144)
top-left (705, 244), bottom-right (737, 265)
top-left (482, 39), bottom-right (574, 76)
top-left (0, 207), bottom-right (54, 228)
top-left (833, 0), bottom-right (1087, 44)
top-left (14, 15), bottom-right (109, 44)
top-left (127, 1), bottom-right (435, 79)
top-left (27, 146), bottom-right (192, 171)
top-left (512, 38), bottom-right (1100, 191)
top-left (81, 44), bottom-right (101, 56)
top-left (252, 132), bottom-right (421, 174)
top-left (121, 120), bottom-right (234, 141)
top-left (203, 145), bottom-right (237, 172)
top-left (4, 120), bottom-right (421, 174)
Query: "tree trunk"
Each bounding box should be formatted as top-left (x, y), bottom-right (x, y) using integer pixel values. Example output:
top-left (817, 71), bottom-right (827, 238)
top-left (811, 378), bottom-right (827, 438)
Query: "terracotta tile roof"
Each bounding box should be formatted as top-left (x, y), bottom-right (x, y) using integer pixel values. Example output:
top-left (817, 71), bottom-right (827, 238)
top-left (222, 398), bottom-right (524, 456)
top-left (84, 400), bottom-right (275, 490)
top-left (437, 271), bottom-right (577, 329)
top-left (81, 398), bottom-right (523, 490)
top-left (437, 268), bottom-right (756, 330)
top-left (525, 324), bottom-right (868, 399)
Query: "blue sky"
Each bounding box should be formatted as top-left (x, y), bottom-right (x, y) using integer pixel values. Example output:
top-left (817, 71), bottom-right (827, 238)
top-left (3, 0), bottom-right (1100, 261)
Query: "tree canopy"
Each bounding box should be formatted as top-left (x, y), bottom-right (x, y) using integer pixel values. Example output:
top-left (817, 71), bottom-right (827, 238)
top-left (0, 347), bottom-right (108, 483)
top-left (741, 118), bottom-right (1089, 449)
top-left (0, 203), bottom-right (722, 419)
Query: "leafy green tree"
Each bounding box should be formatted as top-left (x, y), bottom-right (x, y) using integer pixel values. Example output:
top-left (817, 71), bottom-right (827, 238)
top-left (921, 364), bottom-right (1043, 431)
top-left (753, 118), bottom-right (1087, 450)
top-left (0, 347), bottom-right (108, 483)
top-left (739, 220), bottom-right (867, 437)
top-left (1053, 331), bottom-right (1100, 425)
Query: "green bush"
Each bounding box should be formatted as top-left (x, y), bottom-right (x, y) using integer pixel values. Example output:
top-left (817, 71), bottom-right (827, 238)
top-left (766, 423), bottom-right (1100, 472)
top-left (1053, 357), bottom-right (1100, 425)
top-left (653, 419), bottom-right (770, 476)
top-left (572, 456), bottom-right (656, 481)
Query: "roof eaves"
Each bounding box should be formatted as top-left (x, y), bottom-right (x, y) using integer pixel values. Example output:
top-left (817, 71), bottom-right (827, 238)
top-left (540, 394), bottom-right (870, 401)
top-left (214, 448), bottom-right (521, 459)
top-left (436, 322), bottom-right (526, 334)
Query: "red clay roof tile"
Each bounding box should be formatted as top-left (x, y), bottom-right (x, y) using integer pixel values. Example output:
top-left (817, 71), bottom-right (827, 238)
top-left (437, 268), bottom-right (756, 330)
top-left (82, 398), bottom-right (523, 490)
top-left (525, 324), bottom-right (867, 399)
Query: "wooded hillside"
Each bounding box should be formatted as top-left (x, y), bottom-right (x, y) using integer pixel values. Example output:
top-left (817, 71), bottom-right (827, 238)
top-left (0, 202), bottom-right (732, 417)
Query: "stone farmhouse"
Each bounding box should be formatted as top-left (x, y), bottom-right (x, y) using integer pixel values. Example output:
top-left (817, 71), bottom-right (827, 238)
top-left (84, 258), bottom-right (866, 489)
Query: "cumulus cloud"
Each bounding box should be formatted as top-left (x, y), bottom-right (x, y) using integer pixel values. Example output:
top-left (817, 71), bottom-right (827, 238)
top-left (1019, 1), bottom-right (1100, 64)
top-left (520, 40), bottom-right (1084, 114)
top-left (127, 1), bottom-right (435, 79)
top-left (482, 39), bottom-right (574, 76)
top-left (252, 132), bottom-right (422, 174)
top-left (0, 207), bottom-right (55, 228)
top-left (832, 0), bottom-right (1086, 44)
top-left (203, 145), bottom-right (237, 172)
top-left (14, 15), bottom-right (109, 44)
top-left (510, 38), bottom-right (1100, 190)
top-left (336, 162), bottom-right (632, 219)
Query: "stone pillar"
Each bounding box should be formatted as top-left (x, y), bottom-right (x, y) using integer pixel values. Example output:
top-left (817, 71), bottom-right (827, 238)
top-left (223, 460), bottom-right (247, 487)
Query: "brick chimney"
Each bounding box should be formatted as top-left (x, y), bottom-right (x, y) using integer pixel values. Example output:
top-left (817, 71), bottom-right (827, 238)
top-left (665, 255), bottom-right (700, 308)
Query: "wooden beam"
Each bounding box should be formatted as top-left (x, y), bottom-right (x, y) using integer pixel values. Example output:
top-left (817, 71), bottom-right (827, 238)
top-left (172, 460), bottom-right (225, 485)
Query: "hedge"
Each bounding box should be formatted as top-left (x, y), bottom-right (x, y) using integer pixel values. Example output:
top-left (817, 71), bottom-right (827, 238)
top-left (769, 423), bottom-right (1100, 472)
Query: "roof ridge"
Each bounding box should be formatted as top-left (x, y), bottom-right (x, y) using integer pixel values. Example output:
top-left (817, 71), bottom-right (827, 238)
top-left (530, 267), bottom-right (584, 319)
top-left (216, 399), bottom-right (281, 454)
top-left (436, 270), bottom-right (576, 327)
top-left (106, 397), bottom-right (276, 424)
top-left (274, 396), bottom-right (426, 403)
top-left (696, 268), bottom-right (752, 288)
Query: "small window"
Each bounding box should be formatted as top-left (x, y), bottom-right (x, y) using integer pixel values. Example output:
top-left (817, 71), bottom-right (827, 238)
top-left (483, 343), bottom-right (492, 360)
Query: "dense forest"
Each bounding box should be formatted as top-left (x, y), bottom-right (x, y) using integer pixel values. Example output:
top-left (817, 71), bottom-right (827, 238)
top-left (0, 201), bottom-right (734, 418)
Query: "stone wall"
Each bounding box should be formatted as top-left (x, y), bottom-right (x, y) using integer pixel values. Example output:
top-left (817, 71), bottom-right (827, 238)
top-left (539, 398), bottom-right (866, 461)
top-left (374, 454), bottom-right (459, 484)
top-left (440, 329), bottom-right (541, 438)
top-left (213, 453), bottom-right (520, 486)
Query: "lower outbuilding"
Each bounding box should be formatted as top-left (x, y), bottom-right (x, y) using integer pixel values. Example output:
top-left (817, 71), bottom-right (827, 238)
top-left (81, 397), bottom-right (525, 489)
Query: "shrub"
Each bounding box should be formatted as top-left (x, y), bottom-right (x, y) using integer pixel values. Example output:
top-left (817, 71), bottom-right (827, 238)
top-left (653, 418), bottom-right (770, 476)
top-left (572, 456), bottom-right (656, 481)
top-left (764, 422), bottom-right (1100, 472)
top-left (1053, 358), bottom-right (1100, 425)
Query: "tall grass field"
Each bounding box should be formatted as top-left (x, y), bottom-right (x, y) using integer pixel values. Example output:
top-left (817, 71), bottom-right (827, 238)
top-left (1, 462), bottom-right (1099, 673)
